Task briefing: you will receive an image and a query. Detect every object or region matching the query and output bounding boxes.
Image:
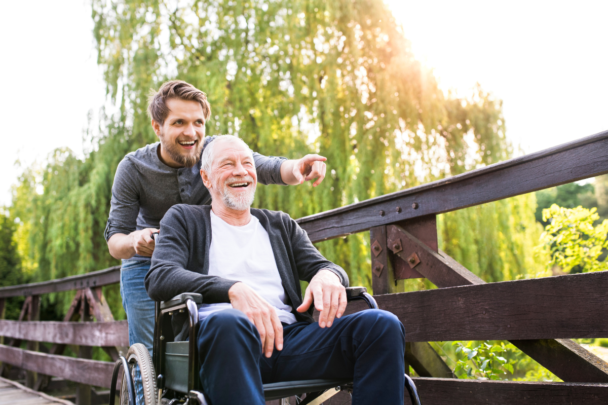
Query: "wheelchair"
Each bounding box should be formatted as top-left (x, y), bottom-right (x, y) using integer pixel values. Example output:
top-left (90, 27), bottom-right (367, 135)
top-left (109, 287), bottom-right (421, 405)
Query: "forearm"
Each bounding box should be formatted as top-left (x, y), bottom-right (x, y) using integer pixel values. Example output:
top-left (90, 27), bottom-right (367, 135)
top-left (280, 159), bottom-right (300, 185)
top-left (107, 233), bottom-right (136, 260)
top-left (146, 262), bottom-right (238, 303)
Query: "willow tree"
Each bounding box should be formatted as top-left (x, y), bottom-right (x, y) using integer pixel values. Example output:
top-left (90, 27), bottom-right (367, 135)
top-left (10, 0), bottom-right (543, 317)
top-left (0, 210), bottom-right (25, 319)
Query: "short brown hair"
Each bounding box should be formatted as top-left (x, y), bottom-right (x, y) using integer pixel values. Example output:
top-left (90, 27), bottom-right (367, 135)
top-left (148, 80), bottom-right (212, 125)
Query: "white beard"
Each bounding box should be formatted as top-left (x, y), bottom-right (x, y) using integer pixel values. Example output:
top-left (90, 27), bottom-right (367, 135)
top-left (220, 176), bottom-right (256, 211)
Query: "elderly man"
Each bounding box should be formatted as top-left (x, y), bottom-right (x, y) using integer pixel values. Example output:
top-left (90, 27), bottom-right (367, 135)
top-left (145, 135), bottom-right (406, 405)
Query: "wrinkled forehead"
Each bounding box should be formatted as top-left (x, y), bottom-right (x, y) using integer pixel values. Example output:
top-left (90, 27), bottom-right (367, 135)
top-left (212, 139), bottom-right (255, 167)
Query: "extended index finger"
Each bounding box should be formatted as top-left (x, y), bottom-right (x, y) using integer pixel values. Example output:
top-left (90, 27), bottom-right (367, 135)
top-left (301, 154), bottom-right (327, 165)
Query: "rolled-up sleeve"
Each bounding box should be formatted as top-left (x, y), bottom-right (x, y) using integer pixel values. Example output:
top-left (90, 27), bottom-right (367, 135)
top-left (253, 153), bottom-right (287, 185)
top-left (104, 158), bottom-right (141, 241)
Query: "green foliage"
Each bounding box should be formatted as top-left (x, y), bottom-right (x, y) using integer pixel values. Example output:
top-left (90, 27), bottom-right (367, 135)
top-left (0, 210), bottom-right (25, 319)
top-left (537, 204), bottom-right (608, 274)
top-left (535, 182), bottom-right (597, 224)
top-left (438, 193), bottom-right (545, 283)
top-left (452, 341), bottom-right (514, 380)
top-left (433, 340), bottom-right (560, 382)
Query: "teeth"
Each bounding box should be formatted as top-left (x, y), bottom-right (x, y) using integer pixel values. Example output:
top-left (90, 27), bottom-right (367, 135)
top-left (179, 141), bottom-right (195, 145)
top-left (230, 183), bottom-right (248, 187)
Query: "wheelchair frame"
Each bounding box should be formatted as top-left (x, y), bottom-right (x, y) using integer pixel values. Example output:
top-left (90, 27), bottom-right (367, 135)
top-left (110, 287), bottom-right (421, 405)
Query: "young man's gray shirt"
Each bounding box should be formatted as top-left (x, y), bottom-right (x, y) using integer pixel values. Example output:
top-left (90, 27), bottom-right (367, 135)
top-left (104, 136), bottom-right (287, 258)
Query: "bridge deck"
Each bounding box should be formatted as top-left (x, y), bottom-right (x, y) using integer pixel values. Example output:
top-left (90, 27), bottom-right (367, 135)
top-left (0, 377), bottom-right (73, 405)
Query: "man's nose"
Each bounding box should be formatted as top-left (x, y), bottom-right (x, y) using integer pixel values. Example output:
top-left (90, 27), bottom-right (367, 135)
top-left (183, 123), bottom-right (195, 136)
top-left (233, 162), bottom-right (248, 176)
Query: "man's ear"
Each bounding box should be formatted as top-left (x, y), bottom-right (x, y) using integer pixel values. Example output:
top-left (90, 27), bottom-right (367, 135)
top-left (151, 119), bottom-right (161, 137)
top-left (201, 169), bottom-right (212, 189)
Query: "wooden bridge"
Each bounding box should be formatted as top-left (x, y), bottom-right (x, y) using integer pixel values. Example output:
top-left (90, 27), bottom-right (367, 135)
top-left (1, 130), bottom-right (608, 404)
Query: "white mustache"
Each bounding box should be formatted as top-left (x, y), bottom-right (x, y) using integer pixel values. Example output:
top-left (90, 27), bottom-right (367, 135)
top-left (224, 176), bottom-right (254, 186)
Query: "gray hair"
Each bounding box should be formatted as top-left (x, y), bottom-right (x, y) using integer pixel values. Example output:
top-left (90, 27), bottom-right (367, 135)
top-left (201, 135), bottom-right (254, 175)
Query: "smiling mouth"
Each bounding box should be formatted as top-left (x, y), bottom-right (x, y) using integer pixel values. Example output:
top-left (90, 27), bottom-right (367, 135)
top-left (229, 182), bottom-right (250, 188)
top-left (178, 140), bottom-right (197, 147)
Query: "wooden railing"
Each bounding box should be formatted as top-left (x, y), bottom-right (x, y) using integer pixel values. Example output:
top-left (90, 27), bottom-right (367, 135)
top-left (1, 130), bottom-right (608, 404)
top-left (0, 267), bottom-right (126, 403)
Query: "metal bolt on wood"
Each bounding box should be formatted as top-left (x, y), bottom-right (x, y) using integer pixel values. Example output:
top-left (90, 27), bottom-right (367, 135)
top-left (396, 206), bottom-right (402, 213)
top-left (371, 240), bottom-right (383, 257)
top-left (412, 202), bottom-right (419, 209)
top-left (379, 210), bottom-right (385, 216)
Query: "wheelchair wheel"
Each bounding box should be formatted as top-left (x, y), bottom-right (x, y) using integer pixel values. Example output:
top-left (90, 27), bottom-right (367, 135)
top-left (120, 343), bottom-right (158, 405)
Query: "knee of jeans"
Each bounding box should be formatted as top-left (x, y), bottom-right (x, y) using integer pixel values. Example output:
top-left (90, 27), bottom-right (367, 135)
top-left (199, 309), bottom-right (256, 337)
top-left (359, 309), bottom-right (405, 337)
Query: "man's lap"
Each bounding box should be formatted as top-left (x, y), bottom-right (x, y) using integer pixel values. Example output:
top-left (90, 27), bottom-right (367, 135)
top-left (197, 308), bottom-right (403, 384)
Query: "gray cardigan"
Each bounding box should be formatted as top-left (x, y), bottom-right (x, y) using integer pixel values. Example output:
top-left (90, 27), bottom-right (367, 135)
top-left (145, 205), bottom-right (349, 331)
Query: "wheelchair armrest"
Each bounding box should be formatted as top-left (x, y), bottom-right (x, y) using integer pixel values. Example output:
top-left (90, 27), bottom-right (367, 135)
top-left (345, 286), bottom-right (367, 300)
top-left (345, 287), bottom-right (378, 309)
top-left (160, 293), bottom-right (203, 311)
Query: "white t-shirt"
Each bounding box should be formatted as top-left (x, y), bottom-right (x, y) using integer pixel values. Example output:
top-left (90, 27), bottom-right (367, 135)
top-left (197, 211), bottom-right (297, 324)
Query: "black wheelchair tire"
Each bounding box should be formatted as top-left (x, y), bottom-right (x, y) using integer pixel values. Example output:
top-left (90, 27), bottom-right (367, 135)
top-left (120, 343), bottom-right (158, 405)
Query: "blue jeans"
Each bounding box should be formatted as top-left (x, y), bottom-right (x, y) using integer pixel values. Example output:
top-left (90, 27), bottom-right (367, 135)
top-left (121, 259), bottom-right (155, 405)
top-left (197, 308), bottom-right (406, 405)
top-left (120, 259), bottom-right (155, 353)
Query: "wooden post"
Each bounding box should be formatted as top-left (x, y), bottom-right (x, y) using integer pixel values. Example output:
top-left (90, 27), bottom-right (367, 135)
top-left (0, 298), bottom-right (4, 371)
top-left (34, 290), bottom-right (83, 392)
top-left (25, 295), bottom-right (40, 388)
top-left (0, 296), bottom-right (31, 378)
top-left (370, 221), bottom-right (452, 379)
top-left (76, 290), bottom-right (92, 405)
top-left (85, 287), bottom-right (121, 361)
top-left (0, 298), bottom-right (5, 345)
top-left (370, 225), bottom-right (396, 295)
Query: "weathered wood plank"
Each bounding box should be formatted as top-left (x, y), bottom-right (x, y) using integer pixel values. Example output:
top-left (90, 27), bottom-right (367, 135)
top-left (0, 345), bottom-right (114, 388)
top-left (0, 376), bottom-right (74, 404)
top-left (369, 219), bottom-right (451, 379)
top-left (85, 287), bottom-right (122, 361)
top-left (412, 378), bottom-right (608, 405)
top-left (299, 130), bottom-right (608, 242)
top-left (385, 224), bottom-right (608, 382)
top-left (0, 320), bottom-right (129, 347)
top-left (369, 226), bottom-right (395, 295)
top-left (76, 291), bottom-right (93, 404)
top-left (0, 267), bottom-right (120, 299)
top-left (344, 271), bottom-right (608, 341)
top-left (323, 379), bottom-right (608, 405)
top-left (34, 291), bottom-right (84, 392)
top-left (25, 296), bottom-right (40, 388)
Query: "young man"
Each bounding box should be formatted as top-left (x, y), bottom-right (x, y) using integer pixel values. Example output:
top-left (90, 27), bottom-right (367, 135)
top-left (146, 135), bottom-right (406, 404)
top-left (105, 80), bottom-right (328, 352)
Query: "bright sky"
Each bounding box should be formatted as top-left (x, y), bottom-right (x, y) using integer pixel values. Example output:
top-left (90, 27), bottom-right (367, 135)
top-left (1, 0), bottom-right (607, 206)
